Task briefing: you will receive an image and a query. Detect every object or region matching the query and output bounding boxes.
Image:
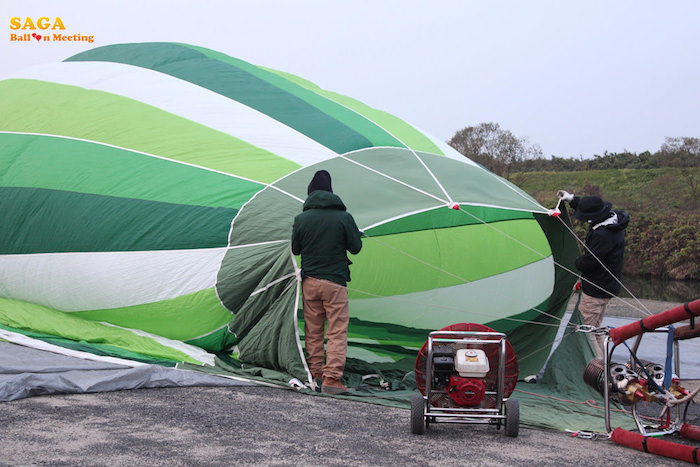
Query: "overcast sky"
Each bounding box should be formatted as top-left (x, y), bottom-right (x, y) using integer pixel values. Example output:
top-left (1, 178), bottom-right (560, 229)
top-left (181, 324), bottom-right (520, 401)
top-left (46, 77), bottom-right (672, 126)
top-left (3, 0), bottom-right (699, 158)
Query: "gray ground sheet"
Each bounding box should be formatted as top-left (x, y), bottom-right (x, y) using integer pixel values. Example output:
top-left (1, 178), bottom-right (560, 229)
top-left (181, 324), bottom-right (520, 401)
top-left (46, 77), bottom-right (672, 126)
top-left (0, 342), bottom-right (251, 402)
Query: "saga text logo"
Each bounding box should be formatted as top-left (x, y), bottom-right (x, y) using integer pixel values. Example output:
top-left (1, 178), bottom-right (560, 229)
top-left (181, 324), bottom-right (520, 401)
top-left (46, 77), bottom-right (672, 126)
top-left (9, 17), bottom-right (94, 43)
top-left (10, 17), bottom-right (66, 30)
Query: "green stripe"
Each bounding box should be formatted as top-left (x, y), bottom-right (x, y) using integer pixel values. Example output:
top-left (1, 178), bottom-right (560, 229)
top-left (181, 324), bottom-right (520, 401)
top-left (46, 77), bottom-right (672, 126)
top-left (0, 187), bottom-right (235, 253)
top-left (0, 297), bottom-right (203, 364)
top-left (0, 324), bottom-right (178, 366)
top-left (185, 45), bottom-right (407, 151)
top-left (66, 42), bottom-right (378, 154)
top-left (0, 133), bottom-right (262, 209)
top-left (266, 68), bottom-right (442, 154)
top-left (191, 42), bottom-right (438, 154)
top-left (0, 79), bottom-right (297, 183)
top-left (346, 317), bottom-right (429, 349)
top-left (486, 211), bottom-right (580, 376)
top-left (366, 205), bottom-right (534, 236)
top-left (350, 220), bottom-right (551, 297)
top-left (317, 90), bottom-right (443, 154)
top-left (73, 288), bottom-right (233, 347)
top-left (186, 325), bottom-right (238, 353)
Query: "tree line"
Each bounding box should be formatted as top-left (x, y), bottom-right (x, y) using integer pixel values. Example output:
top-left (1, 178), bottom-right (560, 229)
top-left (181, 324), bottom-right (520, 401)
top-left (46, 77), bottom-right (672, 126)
top-left (448, 123), bottom-right (700, 282)
top-left (448, 122), bottom-right (700, 176)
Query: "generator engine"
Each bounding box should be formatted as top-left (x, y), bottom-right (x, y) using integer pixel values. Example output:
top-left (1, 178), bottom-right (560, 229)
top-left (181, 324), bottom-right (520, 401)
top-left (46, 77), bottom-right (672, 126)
top-left (430, 346), bottom-right (490, 406)
top-left (411, 323), bottom-right (521, 438)
top-left (415, 322), bottom-right (519, 409)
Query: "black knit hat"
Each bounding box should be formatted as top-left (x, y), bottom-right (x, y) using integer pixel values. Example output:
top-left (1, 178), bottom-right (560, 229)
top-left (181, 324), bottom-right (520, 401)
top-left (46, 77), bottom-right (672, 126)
top-left (307, 170), bottom-right (333, 194)
top-left (574, 196), bottom-right (612, 222)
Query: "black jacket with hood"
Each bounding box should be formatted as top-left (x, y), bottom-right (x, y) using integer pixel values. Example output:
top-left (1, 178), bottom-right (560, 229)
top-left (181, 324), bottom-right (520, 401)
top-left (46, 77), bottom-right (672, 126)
top-left (570, 197), bottom-right (630, 298)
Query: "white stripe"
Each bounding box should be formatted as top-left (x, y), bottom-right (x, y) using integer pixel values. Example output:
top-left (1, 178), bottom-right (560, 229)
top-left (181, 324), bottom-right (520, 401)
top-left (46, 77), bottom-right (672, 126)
top-left (226, 239), bottom-right (289, 250)
top-left (290, 248), bottom-right (313, 385)
top-left (249, 273), bottom-right (297, 297)
top-left (349, 257), bottom-right (554, 329)
top-left (99, 322), bottom-right (216, 365)
top-left (0, 248), bottom-right (228, 311)
top-left (0, 328), bottom-right (146, 367)
top-left (420, 129), bottom-right (479, 165)
top-left (8, 62), bottom-right (338, 166)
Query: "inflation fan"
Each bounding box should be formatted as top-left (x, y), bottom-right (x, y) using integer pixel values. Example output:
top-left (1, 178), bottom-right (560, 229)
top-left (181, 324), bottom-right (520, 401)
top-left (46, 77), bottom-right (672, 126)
top-left (410, 323), bottom-right (520, 437)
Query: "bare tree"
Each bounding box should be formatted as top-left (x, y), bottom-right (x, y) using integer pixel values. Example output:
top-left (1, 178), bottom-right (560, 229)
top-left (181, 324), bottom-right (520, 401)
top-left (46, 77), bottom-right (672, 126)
top-left (657, 136), bottom-right (700, 167)
top-left (447, 122), bottom-right (542, 177)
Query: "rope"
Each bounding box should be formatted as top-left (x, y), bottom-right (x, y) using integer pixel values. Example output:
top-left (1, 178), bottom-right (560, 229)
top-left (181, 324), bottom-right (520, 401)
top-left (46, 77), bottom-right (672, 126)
top-left (515, 327), bottom-right (580, 363)
top-left (553, 210), bottom-right (651, 316)
top-left (275, 90), bottom-right (652, 331)
top-left (350, 200), bottom-right (614, 335)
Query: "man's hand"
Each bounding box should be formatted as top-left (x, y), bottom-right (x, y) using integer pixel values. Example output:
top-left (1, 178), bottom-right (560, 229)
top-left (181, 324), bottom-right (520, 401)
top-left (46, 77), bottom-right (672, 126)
top-left (557, 190), bottom-right (574, 202)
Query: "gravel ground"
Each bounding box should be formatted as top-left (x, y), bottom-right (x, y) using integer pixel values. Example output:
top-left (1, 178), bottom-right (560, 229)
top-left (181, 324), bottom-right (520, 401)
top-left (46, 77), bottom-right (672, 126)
top-left (1, 385), bottom-right (697, 466)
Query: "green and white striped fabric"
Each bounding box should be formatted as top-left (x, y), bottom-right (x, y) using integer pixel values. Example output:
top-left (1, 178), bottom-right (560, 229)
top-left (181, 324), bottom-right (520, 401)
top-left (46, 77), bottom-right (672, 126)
top-left (0, 42), bottom-right (577, 381)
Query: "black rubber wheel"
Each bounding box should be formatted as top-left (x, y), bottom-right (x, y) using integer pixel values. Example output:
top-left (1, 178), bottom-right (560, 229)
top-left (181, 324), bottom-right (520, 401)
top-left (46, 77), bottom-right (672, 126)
top-left (504, 398), bottom-right (519, 437)
top-left (410, 393), bottom-right (426, 435)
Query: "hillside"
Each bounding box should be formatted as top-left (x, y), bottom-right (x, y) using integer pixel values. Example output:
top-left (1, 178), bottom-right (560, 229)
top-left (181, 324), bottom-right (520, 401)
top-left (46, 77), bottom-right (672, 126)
top-left (508, 167), bottom-right (700, 280)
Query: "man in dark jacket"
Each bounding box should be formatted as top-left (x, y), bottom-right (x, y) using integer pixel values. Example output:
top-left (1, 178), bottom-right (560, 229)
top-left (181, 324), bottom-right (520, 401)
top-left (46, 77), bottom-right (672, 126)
top-left (558, 191), bottom-right (630, 358)
top-left (292, 170), bottom-right (363, 394)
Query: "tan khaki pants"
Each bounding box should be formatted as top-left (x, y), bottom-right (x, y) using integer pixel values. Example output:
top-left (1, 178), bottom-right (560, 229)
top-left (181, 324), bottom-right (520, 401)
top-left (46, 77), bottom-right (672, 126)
top-left (302, 277), bottom-right (349, 381)
top-left (579, 292), bottom-right (611, 358)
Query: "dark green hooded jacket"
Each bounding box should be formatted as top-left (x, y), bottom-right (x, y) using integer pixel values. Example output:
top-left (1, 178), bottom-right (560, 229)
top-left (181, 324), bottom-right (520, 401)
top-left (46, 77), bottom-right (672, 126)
top-left (291, 190), bottom-right (362, 286)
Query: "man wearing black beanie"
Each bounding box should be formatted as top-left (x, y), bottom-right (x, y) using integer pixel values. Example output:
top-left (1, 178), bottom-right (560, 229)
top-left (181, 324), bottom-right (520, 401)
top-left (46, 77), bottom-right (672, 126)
top-left (292, 170), bottom-right (363, 394)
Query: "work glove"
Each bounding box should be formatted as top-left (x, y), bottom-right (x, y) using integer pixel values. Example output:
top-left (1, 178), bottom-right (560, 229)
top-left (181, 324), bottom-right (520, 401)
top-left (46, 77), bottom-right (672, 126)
top-left (557, 190), bottom-right (574, 202)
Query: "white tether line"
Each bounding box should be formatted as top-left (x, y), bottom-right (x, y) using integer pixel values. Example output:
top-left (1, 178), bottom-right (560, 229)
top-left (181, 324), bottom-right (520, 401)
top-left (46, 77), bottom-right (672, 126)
top-left (338, 153), bottom-right (448, 204)
top-left (297, 87), bottom-right (455, 203)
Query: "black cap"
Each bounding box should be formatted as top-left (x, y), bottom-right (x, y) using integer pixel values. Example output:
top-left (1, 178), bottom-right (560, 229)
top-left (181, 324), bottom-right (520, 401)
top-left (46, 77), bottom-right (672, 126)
top-left (307, 170), bottom-right (333, 194)
top-left (574, 196), bottom-right (612, 222)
